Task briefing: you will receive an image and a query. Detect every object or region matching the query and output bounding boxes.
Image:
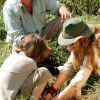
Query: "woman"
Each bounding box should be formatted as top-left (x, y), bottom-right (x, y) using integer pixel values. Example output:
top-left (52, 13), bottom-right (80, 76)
top-left (43, 18), bottom-right (100, 100)
top-left (0, 33), bottom-right (52, 100)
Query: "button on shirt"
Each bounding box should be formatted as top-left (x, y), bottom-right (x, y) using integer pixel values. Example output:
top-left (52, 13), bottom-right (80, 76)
top-left (3, 0), bottom-right (62, 46)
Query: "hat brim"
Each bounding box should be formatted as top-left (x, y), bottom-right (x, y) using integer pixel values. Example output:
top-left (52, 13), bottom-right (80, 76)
top-left (58, 24), bottom-right (95, 46)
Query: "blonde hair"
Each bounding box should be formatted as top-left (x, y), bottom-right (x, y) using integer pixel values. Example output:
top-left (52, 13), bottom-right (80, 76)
top-left (70, 36), bottom-right (93, 68)
top-left (70, 25), bottom-right (100, 72)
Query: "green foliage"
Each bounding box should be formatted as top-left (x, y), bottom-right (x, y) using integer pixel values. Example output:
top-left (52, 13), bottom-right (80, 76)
top-left (80, 15), bottom-right (100, 24)
top-left (60, 0), bottom-right (100, 15)
top-left (0, 14), bottom-right (7, 40)
top-left (0, 0), bottom-right (5, 11)
top-left (81, 74), bottom-right (100, 100)
top-left (16, 95), bottom-right (36, 100)
top-left (45, 39), bottom-right (69, 66)
top-left (0, 40), bottom-right (11, 65)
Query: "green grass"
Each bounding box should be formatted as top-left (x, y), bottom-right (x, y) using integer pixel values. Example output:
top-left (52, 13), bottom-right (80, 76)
top-left (81, 79), bottom-right (100, 100)
top-left (81, 15), bottom-right (100, 24)
top-left (0, 40), bottom-right (11, 65)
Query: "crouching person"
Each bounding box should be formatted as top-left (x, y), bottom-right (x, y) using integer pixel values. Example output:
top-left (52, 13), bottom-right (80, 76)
top-left (43, 18), bottom-right (100, 100)
top-left (0, 33), bottom-right (52, 100)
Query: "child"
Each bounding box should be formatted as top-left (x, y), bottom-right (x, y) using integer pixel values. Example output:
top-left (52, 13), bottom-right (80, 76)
top-left (0, 33), bottom-right (52, 100)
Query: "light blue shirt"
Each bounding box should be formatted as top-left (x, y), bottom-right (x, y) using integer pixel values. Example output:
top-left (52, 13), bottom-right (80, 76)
top-left (3, 0), bottom-right (62, 47)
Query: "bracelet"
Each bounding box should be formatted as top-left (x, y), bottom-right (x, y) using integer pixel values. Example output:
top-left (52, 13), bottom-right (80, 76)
top-left (47, 86), bottom-right (57, 96)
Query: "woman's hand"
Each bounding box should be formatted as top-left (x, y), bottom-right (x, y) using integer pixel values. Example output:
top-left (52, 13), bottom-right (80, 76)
top-left (43, 93), bottom-right (52, 100)
top-left (59, 5), bottom-right (72, 23)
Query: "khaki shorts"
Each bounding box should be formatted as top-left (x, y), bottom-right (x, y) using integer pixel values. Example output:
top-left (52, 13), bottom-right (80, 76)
top-left (17, 67), bottom-right (52, 97)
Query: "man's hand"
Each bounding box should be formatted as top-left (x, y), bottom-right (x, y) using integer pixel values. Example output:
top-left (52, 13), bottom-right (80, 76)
top-left (59, 5), bottom-right (72, 23)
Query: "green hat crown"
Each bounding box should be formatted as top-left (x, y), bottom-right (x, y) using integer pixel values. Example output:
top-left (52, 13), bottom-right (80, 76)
top-left (63, 18), bottom-right (92, 38)
top-left (58, 17), bottom-right (95, 46)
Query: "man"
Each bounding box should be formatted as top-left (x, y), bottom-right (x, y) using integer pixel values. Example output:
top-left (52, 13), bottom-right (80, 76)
top-left (3, 0), bottom-right (72, 51)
